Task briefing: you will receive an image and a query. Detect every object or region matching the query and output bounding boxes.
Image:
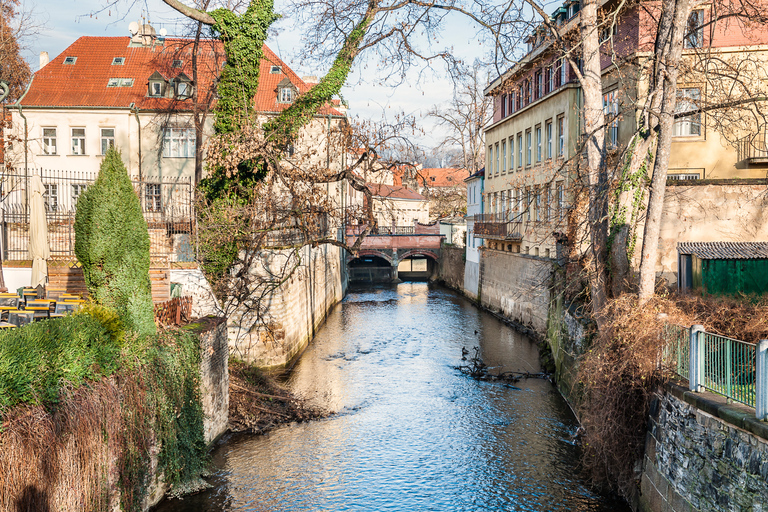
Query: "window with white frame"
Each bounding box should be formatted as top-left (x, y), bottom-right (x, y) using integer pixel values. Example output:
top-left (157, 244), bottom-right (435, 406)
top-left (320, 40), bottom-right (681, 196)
top-left (517, 133), bottom-right (523, 168)
top-left (557, 115), bottom-right (565, 156)
top-left (100, 128), bottom-right (115, 155)
top-left (500, 190), bottom-right (506, 214)
top-left (488, 146), bottom-right (493, 175)
top-left (145, 183), bottom-right (162, 212)
top-left (501, 94), bottom-right (507, 118)
top-left (42, 128), bottom-right (57, 155)
top-left (556, 181), bottom-right (565, 220)
top-left (603, 90), bottom-right (619, 147)
top-left (176, 80), bottom-right (191, 98)
top-left (548, 65), bottom-right (554, 93)
top-left (526, 130), bottom-right (532, 166)
top-left (71, 128), bottom-right (86, 155)
top-left (279, 86), bottom-right (294, 103)
top-left (495, 142), bottom-right (500, 175)
top-left (536, 126), bottom-right (542, 162)
top-left (673, 88), bottom-right (701, 137)
top-left (163, 128), bottom-right (196, 158)
top-left (525, 187), bottom-right (531, 221)
top-left (535, 187), bottom-right (542, 222)
top-left (546, 120), bottom-right (553, 159)
top-left (43, 184), bottom-right (58, 211)
top-left (72, 184), bottom-right (87, 204)
top-left (509, 136), bottom-right (515, 170)
top-left (685, 10), bottom-right (704, 49)
top-left (560, 58), bottom-right (567, 85)
top-left (501, 139), bottom-right (507, 173)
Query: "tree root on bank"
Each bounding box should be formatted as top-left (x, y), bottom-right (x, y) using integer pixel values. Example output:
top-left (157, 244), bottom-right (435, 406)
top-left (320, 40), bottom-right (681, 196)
top-left (228, 361), bottom-right (326, 435)
top-left (454, 347), bottom-right (550, 384)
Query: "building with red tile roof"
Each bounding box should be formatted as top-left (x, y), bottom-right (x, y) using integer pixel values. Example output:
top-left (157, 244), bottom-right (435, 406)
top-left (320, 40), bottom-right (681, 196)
top-left (366, 182), bottom-right (429, 226)
top-left (5, 24), bottom-right (347, 204)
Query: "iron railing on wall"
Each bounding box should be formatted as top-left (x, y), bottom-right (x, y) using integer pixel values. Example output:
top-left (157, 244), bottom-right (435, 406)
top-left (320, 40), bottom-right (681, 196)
top-left (662, 324), bottom-right (767, 418)
top-left (0, 168), bottom-right (195, 261)
top-left (736, 130), bottom-right (768, 163)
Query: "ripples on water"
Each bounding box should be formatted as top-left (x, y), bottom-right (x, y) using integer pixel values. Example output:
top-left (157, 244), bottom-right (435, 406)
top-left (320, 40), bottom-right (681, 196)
top-left (157, 282), bottom-right (629, 512)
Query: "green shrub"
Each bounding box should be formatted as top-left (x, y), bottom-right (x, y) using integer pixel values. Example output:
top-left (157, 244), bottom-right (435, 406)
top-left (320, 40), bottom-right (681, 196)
top-left (74, 147), bottom-right (156, 335)
top-left (0, 312), bottom-right (121, 413)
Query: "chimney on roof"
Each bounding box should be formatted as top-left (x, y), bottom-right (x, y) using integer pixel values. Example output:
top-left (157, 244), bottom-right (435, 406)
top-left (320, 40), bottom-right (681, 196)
top-left (302, 75), bottom-right (319, 85)
top-left (129, 21), bottom-right (158, 47)
top-left (39, 51), bottom-right (49, 69)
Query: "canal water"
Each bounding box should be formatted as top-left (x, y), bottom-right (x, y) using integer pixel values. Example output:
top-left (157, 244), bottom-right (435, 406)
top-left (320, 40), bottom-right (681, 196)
top-left (160, 282), bottom-right (630, 511)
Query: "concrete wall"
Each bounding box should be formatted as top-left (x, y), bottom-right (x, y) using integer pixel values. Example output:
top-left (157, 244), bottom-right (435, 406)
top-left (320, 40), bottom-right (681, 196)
top-left (478, 248), bottom-right (552, 332)
top-left (170, 266), bottom-right (222, 319)
top-left (640, 388), bottom-right (768, 512)
top-left (464, 260), bottom-right (480, 300)
top-left (655, 181), bottom-right (768, 287)
top-left (227, 243), bottom-right (346, 368)
top-left (437, 244), bottom-right (465, 291)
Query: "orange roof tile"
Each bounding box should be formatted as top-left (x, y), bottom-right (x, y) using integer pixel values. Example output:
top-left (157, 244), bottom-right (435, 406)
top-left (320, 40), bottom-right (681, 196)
top-left (416, 168), bottom-right (469, 188)
top-left (368, 183), bottom-right (427, 201)
top-left (19, 36), bottom-right (343, 116)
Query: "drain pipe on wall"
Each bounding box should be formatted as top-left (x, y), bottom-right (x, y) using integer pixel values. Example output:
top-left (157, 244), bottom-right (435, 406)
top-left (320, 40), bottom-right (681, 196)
top-left (17, 104), bottom-right (28, 208)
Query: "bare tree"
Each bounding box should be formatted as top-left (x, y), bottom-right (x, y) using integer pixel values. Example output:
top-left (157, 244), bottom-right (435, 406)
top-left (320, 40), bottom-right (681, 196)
top-left (427, 60), bottom-right (491, 176)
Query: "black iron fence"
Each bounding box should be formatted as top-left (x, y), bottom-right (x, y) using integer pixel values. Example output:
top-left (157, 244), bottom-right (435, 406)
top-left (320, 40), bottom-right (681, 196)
top-left (1, 168), bottom-right (195, 261)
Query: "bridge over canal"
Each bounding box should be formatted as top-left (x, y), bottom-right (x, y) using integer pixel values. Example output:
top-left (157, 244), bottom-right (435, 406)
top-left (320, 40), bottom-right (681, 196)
top-left (345, 224), bottom-right (444, 282)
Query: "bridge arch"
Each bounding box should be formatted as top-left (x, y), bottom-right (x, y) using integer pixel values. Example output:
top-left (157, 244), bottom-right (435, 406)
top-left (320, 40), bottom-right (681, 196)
top-left (346, 250), bottom-right (394, 265)
top-left (397, 249), bottom-right (439, 262)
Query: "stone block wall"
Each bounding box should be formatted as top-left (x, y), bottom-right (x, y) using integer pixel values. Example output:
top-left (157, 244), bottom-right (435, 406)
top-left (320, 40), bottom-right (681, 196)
top-left (228, 243), bottom-right (346, 368)
top-left (194, 317), bottom-right (229, 444)
top-left (438, 244), bottom-right (465, 291)
top-left (640, 390), bottom-right (768, 512)
top-left (478, 248), bottom-right (552, 332)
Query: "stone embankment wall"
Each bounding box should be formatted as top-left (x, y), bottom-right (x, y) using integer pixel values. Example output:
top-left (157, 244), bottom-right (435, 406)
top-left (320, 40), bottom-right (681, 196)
top-left (437, 245), bottom-right (465, 291)
top-left (640, 386), bottom-right (768, 512)
top-left (228, 243), bottom-right (347, 368)
top-left (478, 248), bottom-right (552, 333)
top-left (144, 316), bottom-right (229, 510)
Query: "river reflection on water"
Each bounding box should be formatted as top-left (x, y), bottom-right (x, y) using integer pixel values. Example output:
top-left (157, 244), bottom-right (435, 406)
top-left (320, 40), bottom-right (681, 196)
top-left (157, 282), bottom-right (629, 511)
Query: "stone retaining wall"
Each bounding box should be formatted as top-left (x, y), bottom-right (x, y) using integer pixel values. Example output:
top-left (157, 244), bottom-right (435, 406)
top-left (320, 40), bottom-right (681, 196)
top-left (478, 248), bottom-right (552, 332)
top-left (640, 387), bottom-right (768, 512)
top-left (437, 244), bottom-right (465, 291)
top-left (227, 243), bottom-right (347, 368)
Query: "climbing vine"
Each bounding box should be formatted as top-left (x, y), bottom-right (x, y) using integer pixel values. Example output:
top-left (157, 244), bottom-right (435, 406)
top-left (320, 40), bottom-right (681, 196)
top-left (607, 136), bottom-right (653, 265)
top-left (210, 1), bottom-right (278, 135)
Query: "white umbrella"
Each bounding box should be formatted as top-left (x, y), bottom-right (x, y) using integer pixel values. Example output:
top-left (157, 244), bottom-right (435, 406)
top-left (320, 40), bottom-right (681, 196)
top-left (28, 174), bottom-right (50, 289)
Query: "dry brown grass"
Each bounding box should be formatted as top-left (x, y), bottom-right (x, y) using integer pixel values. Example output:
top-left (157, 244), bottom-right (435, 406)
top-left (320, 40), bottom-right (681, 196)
top-left (577, 295), bottom-right (691, 499)
top-left (577, 292), bottom-right (768, 499)
top-left (0, 373), bottom-right (153, 512)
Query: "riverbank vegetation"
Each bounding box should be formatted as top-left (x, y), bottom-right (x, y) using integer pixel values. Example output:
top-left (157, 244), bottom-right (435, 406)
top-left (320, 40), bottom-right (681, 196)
top-left (228, 360), bottom-right (324, 434)
top-left (574, 293), bottom-right (768, 499)
top-left (0, 309), bottom-right (208, 511)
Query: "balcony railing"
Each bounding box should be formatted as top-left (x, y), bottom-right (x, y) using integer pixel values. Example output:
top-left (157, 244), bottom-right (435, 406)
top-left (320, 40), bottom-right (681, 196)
top-left (472, 214), bottom-right (523, 241)
top-left (736, 130), bottom-right (768, 164)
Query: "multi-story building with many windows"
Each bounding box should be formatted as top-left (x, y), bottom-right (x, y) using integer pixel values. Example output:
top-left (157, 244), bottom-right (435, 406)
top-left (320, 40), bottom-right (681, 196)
top-left (478, 0), bottom-right (768, 268)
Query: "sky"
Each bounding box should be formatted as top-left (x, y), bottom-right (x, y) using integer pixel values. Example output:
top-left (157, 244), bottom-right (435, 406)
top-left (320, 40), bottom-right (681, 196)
top-left (18, 0), bottom-right (495, 151)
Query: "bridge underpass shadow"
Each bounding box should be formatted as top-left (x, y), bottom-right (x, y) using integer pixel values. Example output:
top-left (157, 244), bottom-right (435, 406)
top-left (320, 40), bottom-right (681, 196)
top-left (348, 255), bottom-right (436, 283)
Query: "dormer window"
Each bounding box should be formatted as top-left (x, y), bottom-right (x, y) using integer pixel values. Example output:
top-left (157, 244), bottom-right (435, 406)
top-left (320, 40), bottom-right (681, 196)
top-left (177, 81), bottom-right (190, 97)
top-left (270, 65), bottom-right (281, 74)
top-left (172, 60), bottom-right (183, 68)
top-left (279, 87), bottom-right (293, 103)
top-left (64, 56), bottom-right (77, 65)
top-left (112, 57), bottom-right (125, 65)
top-left (173, 73), bottom-right (193, 99)
top-left (148, 71), bottom-right (167, 97)
top-left (276, 78), bottom-right (297, 104)
top-left (119, 78), bottom-right (134, 87)
top-left (107, 78), bottom-right (120, 87)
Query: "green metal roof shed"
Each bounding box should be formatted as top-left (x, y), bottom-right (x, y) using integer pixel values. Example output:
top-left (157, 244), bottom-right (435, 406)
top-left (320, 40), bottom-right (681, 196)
top-left (678, 242), bottom-right (768, 296)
